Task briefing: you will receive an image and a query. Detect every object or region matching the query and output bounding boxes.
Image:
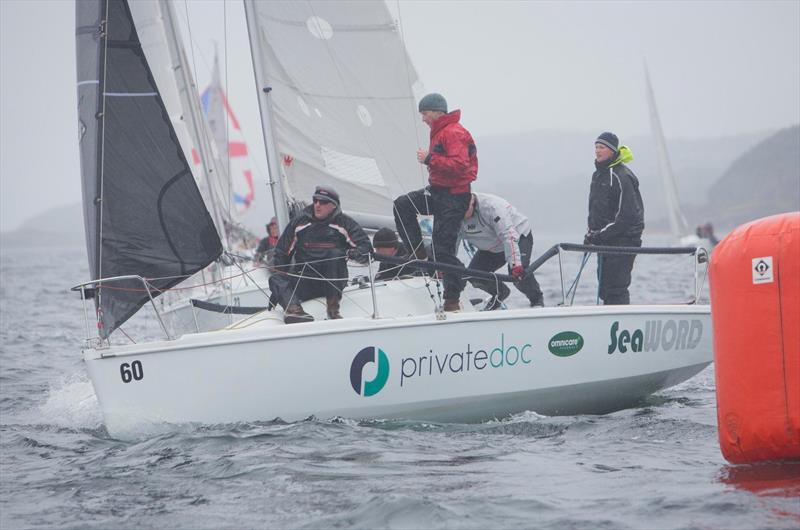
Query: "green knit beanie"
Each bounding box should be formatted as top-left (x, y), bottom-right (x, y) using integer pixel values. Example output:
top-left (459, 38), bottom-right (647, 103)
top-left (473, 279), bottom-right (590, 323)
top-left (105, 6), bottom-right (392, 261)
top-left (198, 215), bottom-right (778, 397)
top-left (418, 93), bottom-right (447, 113)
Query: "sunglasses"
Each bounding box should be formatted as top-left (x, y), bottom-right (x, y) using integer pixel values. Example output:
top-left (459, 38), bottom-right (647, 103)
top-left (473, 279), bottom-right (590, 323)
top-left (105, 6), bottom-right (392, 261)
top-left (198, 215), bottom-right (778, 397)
top-left (313, 198), bottom-right (333, 205)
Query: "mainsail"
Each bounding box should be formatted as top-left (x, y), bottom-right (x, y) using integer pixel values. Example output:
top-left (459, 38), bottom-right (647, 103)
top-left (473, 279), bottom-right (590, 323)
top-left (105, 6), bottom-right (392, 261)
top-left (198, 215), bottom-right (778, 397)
top-left (244, 0), bottom-right (427, 230)
top-left (645, 64), bottom-right (691, 239)
top-left (76, 0), bottom-right (222, 338)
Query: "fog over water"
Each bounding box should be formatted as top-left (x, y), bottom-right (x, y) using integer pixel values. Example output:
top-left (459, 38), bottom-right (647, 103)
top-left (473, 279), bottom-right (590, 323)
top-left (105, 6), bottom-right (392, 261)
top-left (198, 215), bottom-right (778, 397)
top-left (1, 0), bottom-right (798, 232)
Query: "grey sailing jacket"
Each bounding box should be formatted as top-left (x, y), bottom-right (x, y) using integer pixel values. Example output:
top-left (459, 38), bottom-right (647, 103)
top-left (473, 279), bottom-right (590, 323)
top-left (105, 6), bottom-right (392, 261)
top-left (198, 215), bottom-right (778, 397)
top-left (458, 192), bottom-right (532, 267)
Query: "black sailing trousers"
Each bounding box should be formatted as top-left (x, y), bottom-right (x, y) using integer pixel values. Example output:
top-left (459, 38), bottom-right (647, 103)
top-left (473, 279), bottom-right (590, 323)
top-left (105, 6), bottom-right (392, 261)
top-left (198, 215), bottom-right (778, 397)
top-left (268, 259), bottom-right (346, 309)
top-left (394, 186), bottom-right (471, 300)
top-left (597, 236), bottom-right (642, 305)
top-left (467, 232), bottom-right (544, 305)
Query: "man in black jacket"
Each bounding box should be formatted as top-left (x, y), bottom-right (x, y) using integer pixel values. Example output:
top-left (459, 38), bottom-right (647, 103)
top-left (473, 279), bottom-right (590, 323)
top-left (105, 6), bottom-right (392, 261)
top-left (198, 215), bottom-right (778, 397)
top-left (584, 132), bottom-right (645, 305)
top-left (372, 227), bottom-right (419, 282)
top-left (268, 186), bottom-right (372, 323)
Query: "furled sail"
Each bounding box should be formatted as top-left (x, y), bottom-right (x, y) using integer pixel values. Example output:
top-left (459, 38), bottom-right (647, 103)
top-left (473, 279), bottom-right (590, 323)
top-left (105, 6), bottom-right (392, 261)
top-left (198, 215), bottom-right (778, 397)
top-left (76, 0), bottom-right (222, 338)
top-left (645, 64), bottom-right (691, 239)
top-left (244, 0), bottom-right (427, 229)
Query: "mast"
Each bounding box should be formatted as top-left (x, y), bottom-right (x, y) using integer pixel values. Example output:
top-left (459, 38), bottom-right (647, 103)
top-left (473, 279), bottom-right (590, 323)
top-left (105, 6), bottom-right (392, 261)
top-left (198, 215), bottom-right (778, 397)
top-left (644, 63), bottom-right (691, 239)
top-left (242, 0), bottom-right (291, 230)
top-left (160, 0), bottom-right (231, 247)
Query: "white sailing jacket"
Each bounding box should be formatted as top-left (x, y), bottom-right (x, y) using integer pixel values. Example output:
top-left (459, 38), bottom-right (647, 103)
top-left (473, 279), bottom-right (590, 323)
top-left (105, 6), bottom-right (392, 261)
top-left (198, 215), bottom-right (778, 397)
top-left (458, 192), bottom-right (532, 267)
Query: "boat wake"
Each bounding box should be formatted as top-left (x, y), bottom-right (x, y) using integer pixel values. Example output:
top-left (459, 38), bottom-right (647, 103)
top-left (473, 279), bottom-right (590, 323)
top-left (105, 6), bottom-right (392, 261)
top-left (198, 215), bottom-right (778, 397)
top-left (37, 373), bottom-right (103, 430)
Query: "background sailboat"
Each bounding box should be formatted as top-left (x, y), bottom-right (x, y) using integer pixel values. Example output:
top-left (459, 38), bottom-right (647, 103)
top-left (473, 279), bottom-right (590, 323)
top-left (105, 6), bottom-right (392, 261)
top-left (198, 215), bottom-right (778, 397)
top-left (644, 64), bottom-right (714, 248)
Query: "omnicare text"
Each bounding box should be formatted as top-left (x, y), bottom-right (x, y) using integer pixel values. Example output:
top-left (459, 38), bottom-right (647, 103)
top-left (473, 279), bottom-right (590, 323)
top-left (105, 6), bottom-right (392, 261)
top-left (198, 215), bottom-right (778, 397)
top-left (400, 333), bottom-right (532, 386)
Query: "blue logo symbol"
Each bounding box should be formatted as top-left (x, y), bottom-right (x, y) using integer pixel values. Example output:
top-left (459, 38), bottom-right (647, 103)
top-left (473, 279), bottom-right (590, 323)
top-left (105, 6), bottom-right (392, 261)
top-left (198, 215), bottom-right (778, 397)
top-left (350, 346), bottom-right (390, 397)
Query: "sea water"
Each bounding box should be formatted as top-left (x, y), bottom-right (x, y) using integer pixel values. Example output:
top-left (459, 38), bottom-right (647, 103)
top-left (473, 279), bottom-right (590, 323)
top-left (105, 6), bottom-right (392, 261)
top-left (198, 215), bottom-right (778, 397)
top-left (1, 242), bottom-right (798, 529)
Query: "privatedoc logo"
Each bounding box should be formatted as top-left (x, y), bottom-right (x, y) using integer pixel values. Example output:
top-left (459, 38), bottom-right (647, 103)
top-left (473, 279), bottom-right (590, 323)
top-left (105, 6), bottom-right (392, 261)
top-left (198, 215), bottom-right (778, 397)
top-left (350, 346), bottom-right (390, 397)
top-left (548, 331), bottom-right (584, 357)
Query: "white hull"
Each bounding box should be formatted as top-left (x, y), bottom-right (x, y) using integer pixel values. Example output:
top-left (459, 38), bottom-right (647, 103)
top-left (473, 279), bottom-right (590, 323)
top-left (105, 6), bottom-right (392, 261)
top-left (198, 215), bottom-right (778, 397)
top-left (85, 287), bottom-right (712, 437)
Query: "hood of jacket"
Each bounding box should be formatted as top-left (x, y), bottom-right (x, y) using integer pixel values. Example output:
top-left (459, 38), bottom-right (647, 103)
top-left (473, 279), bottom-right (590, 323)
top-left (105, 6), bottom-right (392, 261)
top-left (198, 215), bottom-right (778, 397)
top-left (430, 109), bottom-right (462, 137)
top-left (610, 145), bottom-right (633, 167)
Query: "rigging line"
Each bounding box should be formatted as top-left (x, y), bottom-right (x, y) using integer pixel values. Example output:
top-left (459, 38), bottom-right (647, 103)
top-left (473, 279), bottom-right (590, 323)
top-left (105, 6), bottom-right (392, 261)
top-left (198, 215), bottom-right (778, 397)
top-left (177, 0), bottom-right (222, 204)
top-left (181, 0), bottom-right (203, 113)
top-left (396, 0), bottom-right (438, 266)
top-left (97, 0), bottom-right (111, 324)
top-left (117, 326), bottom-right (137, 345)
top-left (223, 1), bottom-right (233, 226)
top-left (179, 0), bottom-right (230, 250)
top-left (394, 0), bottom-right (425, 186)
top-left (393, 0), bottom-right (435, 261)
top-left (390, 0), bottom-right (434, 258)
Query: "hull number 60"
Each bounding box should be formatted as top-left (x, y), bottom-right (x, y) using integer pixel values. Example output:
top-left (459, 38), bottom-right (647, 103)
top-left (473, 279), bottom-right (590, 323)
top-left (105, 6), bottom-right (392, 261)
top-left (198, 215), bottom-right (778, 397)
top-left (120, 360), bottom-right (144, 383)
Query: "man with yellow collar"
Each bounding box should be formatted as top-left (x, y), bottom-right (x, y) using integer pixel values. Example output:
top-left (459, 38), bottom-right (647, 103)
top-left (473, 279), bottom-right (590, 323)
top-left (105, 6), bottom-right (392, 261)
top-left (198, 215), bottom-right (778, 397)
top-left (584, 132), bottom-right (645, 305)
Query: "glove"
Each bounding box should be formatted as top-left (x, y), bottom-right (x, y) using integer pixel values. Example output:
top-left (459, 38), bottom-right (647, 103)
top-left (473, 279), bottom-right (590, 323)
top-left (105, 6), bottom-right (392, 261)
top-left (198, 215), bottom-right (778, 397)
top-left (584, 230), bottom-right (599, 245)
top-left (347, 248), bottom-right (369, 264)
top-left (511, 265), bottom-right (524, 280)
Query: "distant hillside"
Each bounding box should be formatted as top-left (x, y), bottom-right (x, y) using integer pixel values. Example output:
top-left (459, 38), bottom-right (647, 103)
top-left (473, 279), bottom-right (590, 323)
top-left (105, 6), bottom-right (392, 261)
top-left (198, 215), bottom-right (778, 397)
top-left (0, 202), bottom-right (83, 247)
top-left (476, 129), bottom-right (771, 235)
top-left (705, 125), bottom-right (800, 228)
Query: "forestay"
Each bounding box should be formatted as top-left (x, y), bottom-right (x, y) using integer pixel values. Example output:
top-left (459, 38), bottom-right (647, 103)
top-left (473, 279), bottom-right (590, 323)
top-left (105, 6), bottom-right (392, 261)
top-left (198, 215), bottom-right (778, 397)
top-left (244, 0), bottom-right (427, 229)
top-left (76, 0), bottom-right (222, 338)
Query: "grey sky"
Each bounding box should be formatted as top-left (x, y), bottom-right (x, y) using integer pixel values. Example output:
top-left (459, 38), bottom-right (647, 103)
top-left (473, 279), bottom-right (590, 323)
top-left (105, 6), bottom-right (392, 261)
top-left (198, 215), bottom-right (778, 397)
top-left (1, 0), bottom-right (798, 232)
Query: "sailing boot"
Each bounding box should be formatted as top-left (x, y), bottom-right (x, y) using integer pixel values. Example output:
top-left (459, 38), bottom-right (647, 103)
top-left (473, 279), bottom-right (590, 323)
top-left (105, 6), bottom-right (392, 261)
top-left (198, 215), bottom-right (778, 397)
top-left (284, 304), bottom-right (314, 324)
top-left (326, 295), bottom-right (342, 319)
top-left (443, 298), bottom-right (460, 312)
top-left (483, 282), bottom-right (510, 310)
top-left (484, 296), bottom-right (503, 311)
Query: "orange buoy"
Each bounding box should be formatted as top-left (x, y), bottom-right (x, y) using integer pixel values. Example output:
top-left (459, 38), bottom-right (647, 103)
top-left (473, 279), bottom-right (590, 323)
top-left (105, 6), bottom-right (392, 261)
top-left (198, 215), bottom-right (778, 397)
top-left (710, 212), bottom-right (800, 464)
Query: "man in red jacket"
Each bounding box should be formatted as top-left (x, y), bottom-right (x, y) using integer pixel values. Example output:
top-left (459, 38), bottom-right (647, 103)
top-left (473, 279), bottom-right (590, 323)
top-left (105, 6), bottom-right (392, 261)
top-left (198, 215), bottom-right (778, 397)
top-left (393, 93), bottom-right (477, 311)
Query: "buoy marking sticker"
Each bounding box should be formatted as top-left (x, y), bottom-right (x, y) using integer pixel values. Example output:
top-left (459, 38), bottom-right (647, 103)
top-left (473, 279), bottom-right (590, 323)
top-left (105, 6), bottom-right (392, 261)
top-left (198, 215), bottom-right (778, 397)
top-left (752, 256), bottom-right (773, 284)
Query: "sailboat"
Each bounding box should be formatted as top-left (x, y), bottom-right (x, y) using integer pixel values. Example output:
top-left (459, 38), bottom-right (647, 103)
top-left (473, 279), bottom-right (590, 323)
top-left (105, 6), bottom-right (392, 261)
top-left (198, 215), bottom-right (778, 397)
top-left (644, 64), bottom-right (715, 248)
top-left (74, 0), bottom-right (713, 438)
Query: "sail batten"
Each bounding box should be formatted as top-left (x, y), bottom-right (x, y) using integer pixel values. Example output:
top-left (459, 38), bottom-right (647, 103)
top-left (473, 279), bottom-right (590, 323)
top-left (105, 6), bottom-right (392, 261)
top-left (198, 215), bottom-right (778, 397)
top-left (76, 0), bottom-right (222, 338)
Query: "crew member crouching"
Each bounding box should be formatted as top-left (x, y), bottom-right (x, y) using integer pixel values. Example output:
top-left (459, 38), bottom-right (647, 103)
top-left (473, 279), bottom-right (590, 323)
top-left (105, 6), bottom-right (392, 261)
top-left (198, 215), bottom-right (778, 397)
top-left (268, 186), bottom-right (371, 323)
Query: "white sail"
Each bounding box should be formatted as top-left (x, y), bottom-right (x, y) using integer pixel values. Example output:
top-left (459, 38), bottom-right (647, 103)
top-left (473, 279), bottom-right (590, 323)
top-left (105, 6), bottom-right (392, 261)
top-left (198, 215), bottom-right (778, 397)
top-left (644, 64), bottom-right (691, 240)
top-left (244, 0), bottom-right (428, 230)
